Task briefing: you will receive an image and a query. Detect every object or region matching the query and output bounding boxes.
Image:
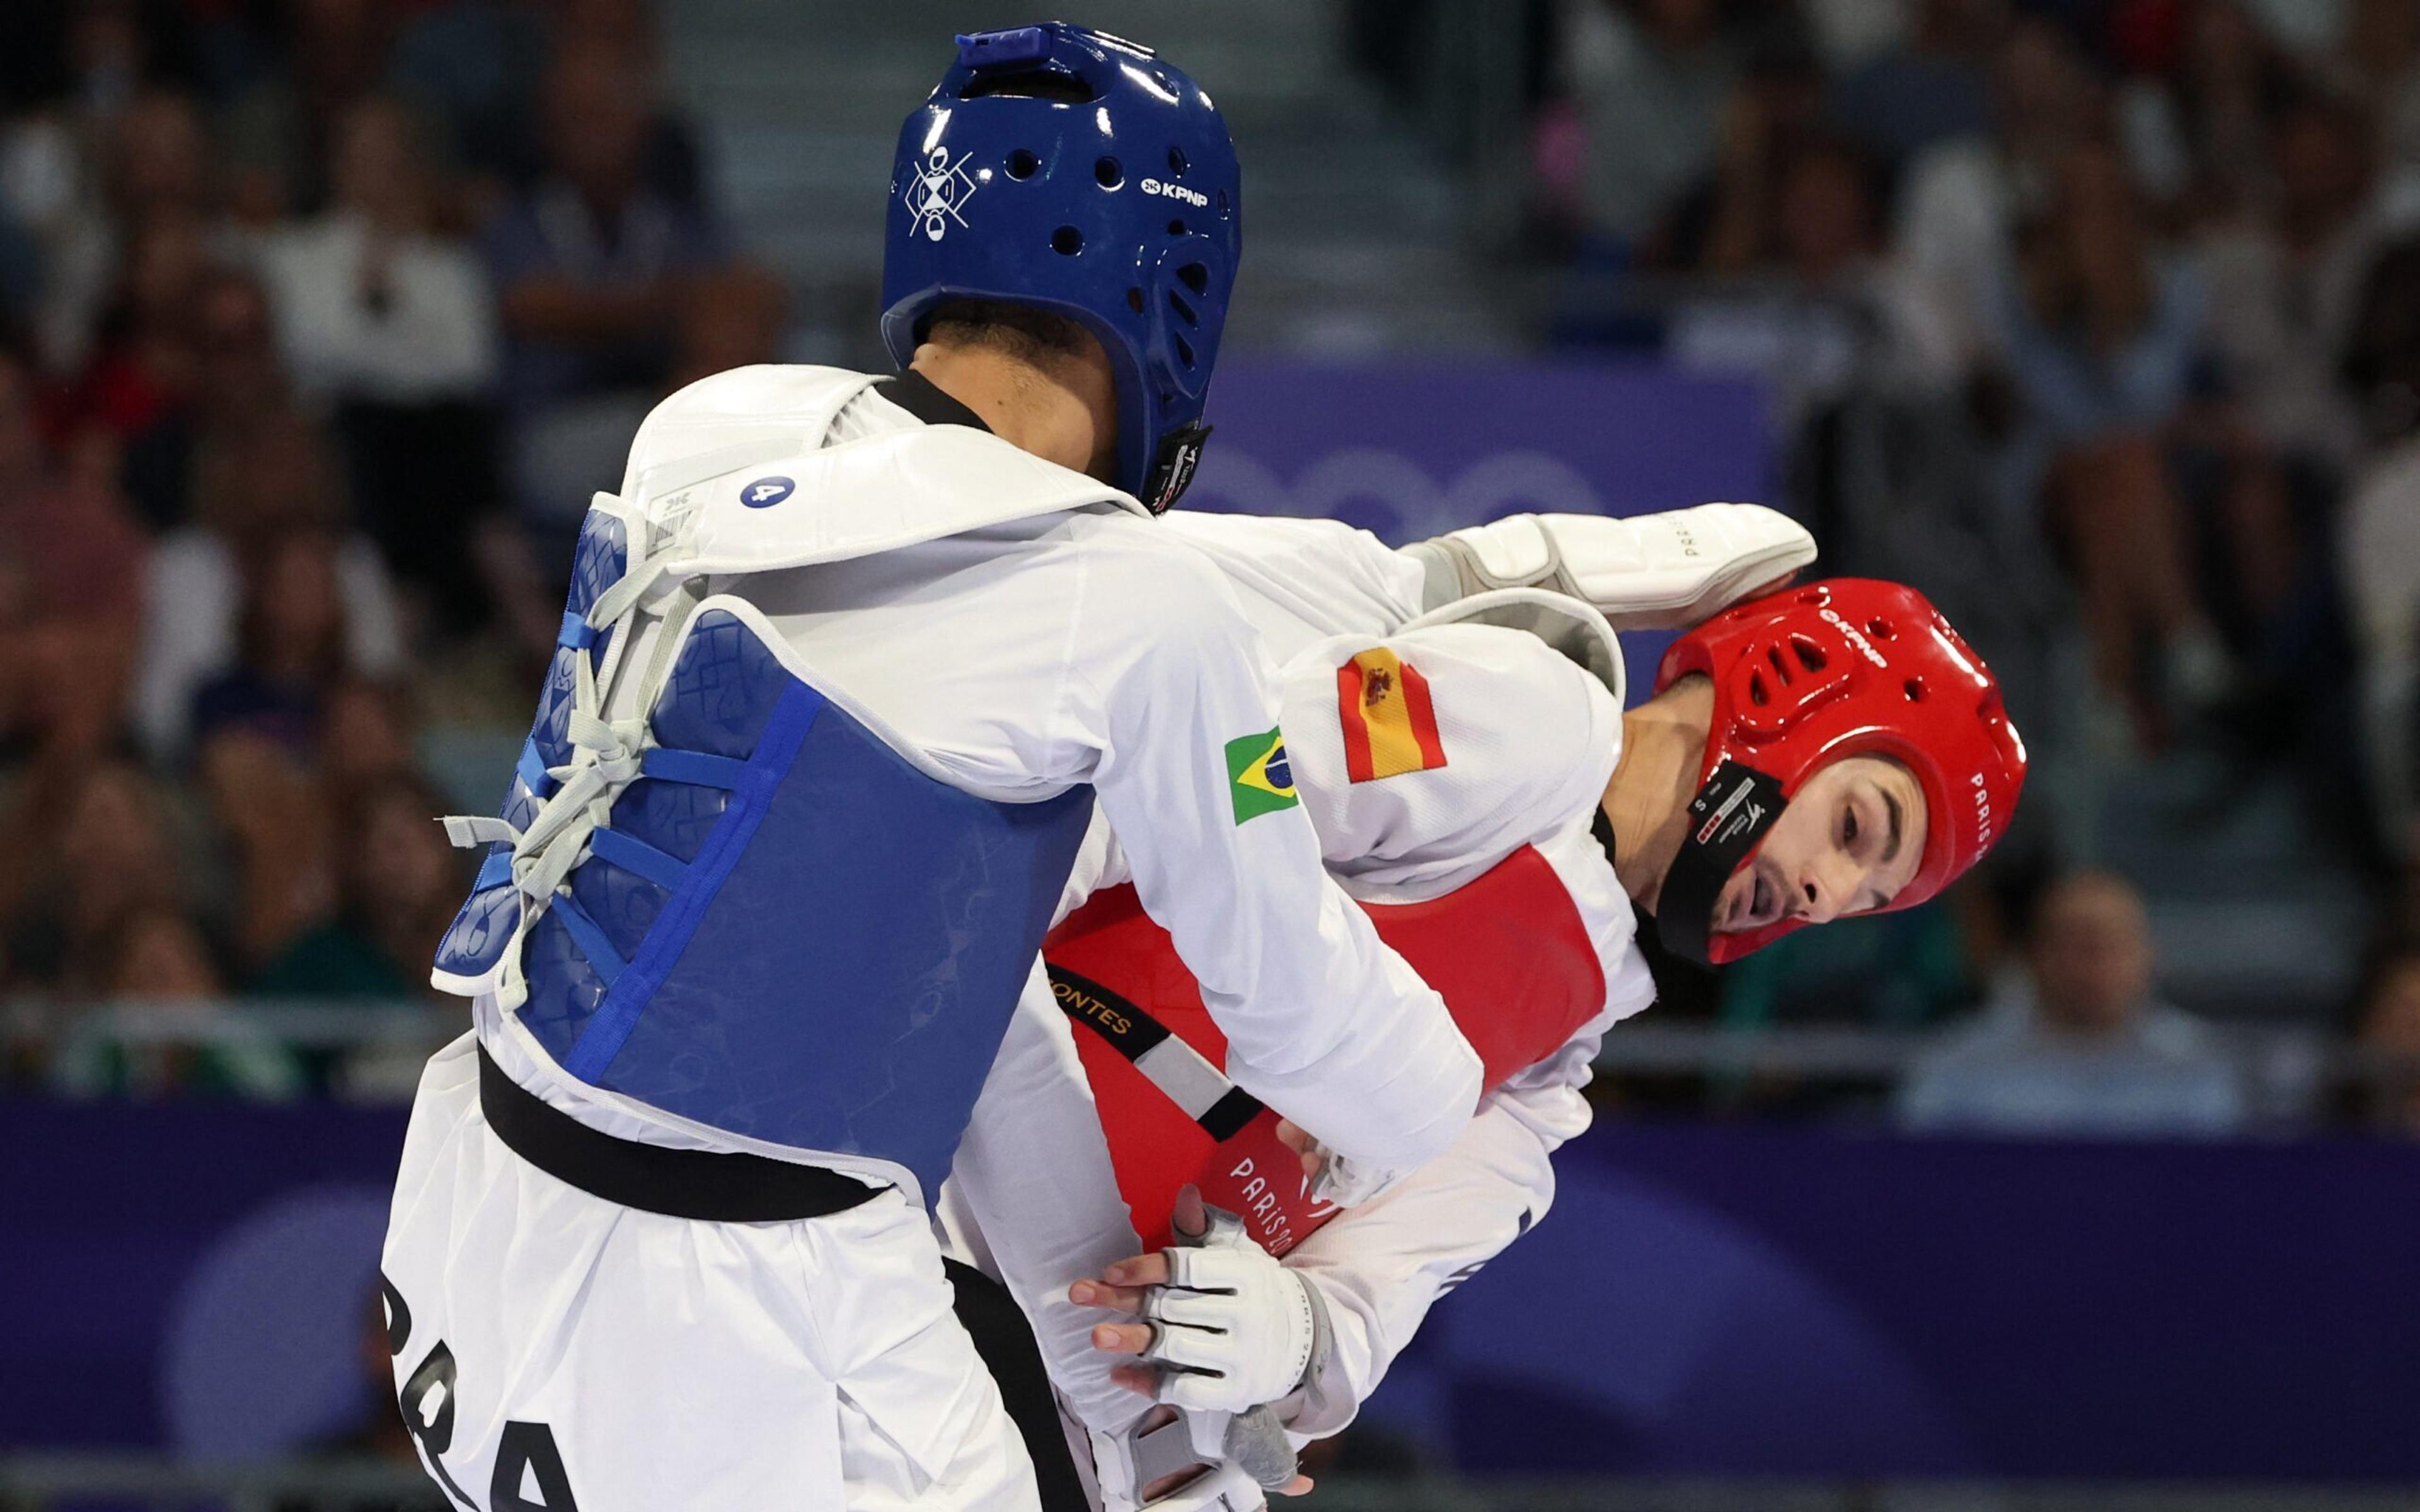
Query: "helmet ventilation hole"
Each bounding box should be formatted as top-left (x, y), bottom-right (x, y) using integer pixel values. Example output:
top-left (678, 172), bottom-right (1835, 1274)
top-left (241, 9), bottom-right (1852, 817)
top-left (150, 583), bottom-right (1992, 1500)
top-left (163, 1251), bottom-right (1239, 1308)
top-left (1176, 263), bottom-right (1209, 294)
top-left (1167, 145), bottom-right (1189, 176)
top-left (1904, 677), bottom-right (1927, 702)
top-left (1799, 587), bottom-right (1828, 605)
top-left (1126, 287), bottom-right (1144, 313)
top-left (1217, 189), bottom-right (1231, 217)
top-left (1790, 635), bottom-right (1827, 672)
top-left (1051, 225), bottom-right (1084, 255)
top-left (1167, 290), bottom-right (1198, 327)
top-left (1173, 334), bottom-right (1196, 367)
top-left (1095, 156), bottom-right (1122, 188)
top-left (1866, 617), bottom-right (1896, 639)
top-left (1167, 219), bottom-right (1187, 236)
top-left (1006, 149), bottom-right (1040, 179)
top-left (1746, 672), bottom-right (1770, 706)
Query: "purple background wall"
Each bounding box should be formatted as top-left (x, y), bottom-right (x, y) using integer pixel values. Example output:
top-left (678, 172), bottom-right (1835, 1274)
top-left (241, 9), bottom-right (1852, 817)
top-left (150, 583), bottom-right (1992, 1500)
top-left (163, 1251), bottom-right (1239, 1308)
top-left (5, 1100), bottom-right (2416, 1477)
top-left (1191, 360), bottom-right (1771, 542)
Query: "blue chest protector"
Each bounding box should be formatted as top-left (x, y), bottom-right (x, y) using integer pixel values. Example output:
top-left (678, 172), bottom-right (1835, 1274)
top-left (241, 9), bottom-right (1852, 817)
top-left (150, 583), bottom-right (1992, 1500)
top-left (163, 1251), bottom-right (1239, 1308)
top-left (434, 508), bottom-right (1095, 1202)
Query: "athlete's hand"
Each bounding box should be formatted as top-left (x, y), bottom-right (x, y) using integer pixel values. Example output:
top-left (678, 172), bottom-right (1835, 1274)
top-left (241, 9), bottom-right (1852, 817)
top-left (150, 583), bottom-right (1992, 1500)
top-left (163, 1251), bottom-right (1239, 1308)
top-left (1071, 1186), bottom-right (1323, 1411)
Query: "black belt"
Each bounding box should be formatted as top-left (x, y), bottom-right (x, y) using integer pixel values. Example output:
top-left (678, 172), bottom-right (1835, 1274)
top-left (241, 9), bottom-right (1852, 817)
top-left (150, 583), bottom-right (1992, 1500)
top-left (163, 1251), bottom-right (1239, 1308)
top-left (477, 1045), bottom-right (884, 1222)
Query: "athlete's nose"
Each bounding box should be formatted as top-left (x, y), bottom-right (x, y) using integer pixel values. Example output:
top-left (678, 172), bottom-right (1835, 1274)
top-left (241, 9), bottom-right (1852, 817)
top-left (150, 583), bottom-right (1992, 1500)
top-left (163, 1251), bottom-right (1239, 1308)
top-left (1795, 854), bottom-right (1857, 925)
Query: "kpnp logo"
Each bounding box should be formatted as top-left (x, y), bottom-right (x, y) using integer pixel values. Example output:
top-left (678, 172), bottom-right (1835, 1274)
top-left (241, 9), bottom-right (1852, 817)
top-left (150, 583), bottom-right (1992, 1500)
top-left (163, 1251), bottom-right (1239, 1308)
top-left (1141, 176), bottom-right (1209, 208)
top-left (912, 147), bottom-right (980, 241)
top-left (741, 476), bottom-right (795, 509)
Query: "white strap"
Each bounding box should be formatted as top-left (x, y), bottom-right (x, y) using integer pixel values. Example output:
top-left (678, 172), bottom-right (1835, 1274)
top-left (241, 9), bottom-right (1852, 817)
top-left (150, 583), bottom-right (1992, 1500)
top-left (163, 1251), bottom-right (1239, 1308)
top-left (439, 492), bottom-right (689, 1009)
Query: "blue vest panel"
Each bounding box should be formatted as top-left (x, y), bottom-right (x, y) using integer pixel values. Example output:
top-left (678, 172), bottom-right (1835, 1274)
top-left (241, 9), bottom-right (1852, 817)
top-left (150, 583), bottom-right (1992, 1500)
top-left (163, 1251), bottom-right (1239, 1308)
top-left (437, 564), bottom-right (1095, 1202)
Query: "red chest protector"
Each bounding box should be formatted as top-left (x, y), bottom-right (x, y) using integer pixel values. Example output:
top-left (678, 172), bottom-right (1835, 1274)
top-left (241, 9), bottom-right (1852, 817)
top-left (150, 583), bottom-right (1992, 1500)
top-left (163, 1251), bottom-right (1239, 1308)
top-left (1041, 843), bottom-right (1606, 1257)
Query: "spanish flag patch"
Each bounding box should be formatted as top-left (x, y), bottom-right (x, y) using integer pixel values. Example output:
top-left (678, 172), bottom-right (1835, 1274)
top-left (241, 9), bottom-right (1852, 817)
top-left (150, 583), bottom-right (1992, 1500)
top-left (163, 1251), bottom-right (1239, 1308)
top-left (1337, 647), bottom-right (1448, 782)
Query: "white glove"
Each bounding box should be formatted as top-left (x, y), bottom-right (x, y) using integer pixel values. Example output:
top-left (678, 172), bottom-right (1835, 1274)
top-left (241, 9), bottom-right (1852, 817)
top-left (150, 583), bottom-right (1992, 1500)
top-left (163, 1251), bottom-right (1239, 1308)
top-left (1405, 503), bottom-right (1816, 629)
top-left (1090, 1417), bottom-right (1271, 1512)
top-left (1138, 1208), bottom-right (1328, 1414)
top-left (1305, 1146), bottom-right (1396, 1210)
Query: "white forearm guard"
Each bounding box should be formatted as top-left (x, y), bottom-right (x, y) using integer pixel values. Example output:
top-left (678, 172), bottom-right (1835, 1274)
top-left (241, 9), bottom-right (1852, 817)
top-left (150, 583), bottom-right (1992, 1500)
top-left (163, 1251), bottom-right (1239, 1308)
top-left (1405, 503), bottom-right (1816, 629)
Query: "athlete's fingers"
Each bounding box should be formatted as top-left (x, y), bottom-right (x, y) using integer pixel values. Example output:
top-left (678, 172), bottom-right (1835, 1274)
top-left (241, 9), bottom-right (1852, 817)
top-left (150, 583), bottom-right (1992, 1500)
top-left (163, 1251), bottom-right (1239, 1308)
top-left (1276, 1120), bottom-right (1325, 1182)
top-left (1100, 1251), bottom-right (1173, 1287)
top-left (1273, 1475), bottom-right (1316, 1497)
top-left (1110, 1363), bottom-right (1158, 1398)
top-left (1069, 1277), bottom-right (1153, 1312)
top-left (1091, 1320), bottom-right (1156, 1356)
top-left (1170, 1183), bottom-right (1208, 1241)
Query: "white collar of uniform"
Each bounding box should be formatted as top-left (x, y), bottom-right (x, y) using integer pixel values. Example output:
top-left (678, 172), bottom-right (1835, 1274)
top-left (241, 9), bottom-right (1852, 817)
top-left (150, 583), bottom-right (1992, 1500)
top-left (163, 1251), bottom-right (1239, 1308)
top-left (619, 363), bottom-right (1156, 580)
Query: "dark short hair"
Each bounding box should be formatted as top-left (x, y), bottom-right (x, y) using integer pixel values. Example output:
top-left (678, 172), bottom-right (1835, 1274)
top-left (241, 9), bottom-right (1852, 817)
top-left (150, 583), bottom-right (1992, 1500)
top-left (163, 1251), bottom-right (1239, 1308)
top-left (919, 299), bottom-right (1095, 369)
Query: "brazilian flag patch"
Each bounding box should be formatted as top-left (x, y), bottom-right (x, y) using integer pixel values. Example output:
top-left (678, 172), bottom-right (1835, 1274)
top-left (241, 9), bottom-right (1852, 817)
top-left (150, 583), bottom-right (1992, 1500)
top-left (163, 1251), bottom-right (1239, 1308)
top-left (1224, 728), bottom-right (1300, 825)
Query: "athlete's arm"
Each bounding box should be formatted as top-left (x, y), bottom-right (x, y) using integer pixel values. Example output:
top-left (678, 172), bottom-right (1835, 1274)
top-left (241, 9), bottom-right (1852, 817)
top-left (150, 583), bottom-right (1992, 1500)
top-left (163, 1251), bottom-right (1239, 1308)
top-left (1156, 511), bottom-right (1430, 639)
top-left (1068, 529), bottom-right (1482, 1179)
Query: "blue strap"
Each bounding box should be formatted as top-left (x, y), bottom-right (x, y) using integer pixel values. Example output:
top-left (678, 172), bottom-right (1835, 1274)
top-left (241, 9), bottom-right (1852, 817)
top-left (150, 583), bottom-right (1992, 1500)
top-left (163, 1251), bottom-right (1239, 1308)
top-left (550, 892), bottom-right (626, 988)
top-left (563, 682), bottom-right (825, 1082)
top-left (641, 747), bottom-right (749, 790)
top-left (516, 738), bottom-right (551, 798)
top-left (589, 827), bottom-right (688, 893)
top-left (474, 850), bottom-right (514, 892)
top-left (557, 610), bottom-right (597, 650)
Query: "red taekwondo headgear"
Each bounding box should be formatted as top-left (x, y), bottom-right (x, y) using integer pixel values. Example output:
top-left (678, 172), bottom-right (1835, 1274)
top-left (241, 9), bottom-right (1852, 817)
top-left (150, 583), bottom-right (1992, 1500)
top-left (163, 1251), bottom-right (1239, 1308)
top-left (1650, 579), bottom-right (2027, 966)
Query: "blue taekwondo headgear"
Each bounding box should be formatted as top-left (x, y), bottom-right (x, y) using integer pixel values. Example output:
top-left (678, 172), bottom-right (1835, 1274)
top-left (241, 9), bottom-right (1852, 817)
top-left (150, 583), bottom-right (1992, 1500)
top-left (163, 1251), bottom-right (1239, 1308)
top-left (880, 23), bottom-right (1242, 513)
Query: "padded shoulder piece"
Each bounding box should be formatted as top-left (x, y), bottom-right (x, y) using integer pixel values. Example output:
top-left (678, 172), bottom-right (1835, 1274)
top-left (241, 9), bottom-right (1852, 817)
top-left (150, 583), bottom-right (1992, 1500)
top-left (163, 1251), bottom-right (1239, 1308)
top-left (611, 363), bottom-right (1149, 584)
top-left (1407, 504), bottom-right (1816, 631)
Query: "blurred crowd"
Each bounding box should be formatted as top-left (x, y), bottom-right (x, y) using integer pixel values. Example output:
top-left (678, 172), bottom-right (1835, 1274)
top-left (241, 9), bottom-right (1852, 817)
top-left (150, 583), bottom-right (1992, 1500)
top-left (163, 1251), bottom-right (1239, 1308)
top-left (0, 0), bottom-right (2409, 1135)
top-left (0, 0), bottom-right (786, 1098)
top-left (1520, 0), bottom-right (2420, 1129)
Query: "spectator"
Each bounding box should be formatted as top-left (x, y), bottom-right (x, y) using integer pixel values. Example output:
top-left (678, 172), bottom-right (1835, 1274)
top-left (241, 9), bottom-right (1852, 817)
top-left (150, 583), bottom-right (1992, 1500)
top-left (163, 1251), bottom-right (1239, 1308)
top-left (190, 525), bottom-right (353, 755)
top-left (256, 94), bottom-right (500, 621)
top-left (130, 404), bottom-right (403, 765)
top-left (1670, 133), bottom-right (1964, 440)
top-left (386, 0), bottom-right (550, 204)
top-left (2119, 0), bottom-right (2302, 221)
top-left (2194, 91), bottom-right (2381, 478)
top-left (1899, 871), bottom-right (2247, 1137)
top-left (257, 96), bottom-right (495, 409)
top-left (1829, 0), bottom-right (2001, 169)
top-left (198, 728), bottom-right (340, 975)
top-left (253, 775), bottom-right (463, 1000)
top-left (2339, 237), bottom-right (2420, 859)
top-left (483, 37), bottom-right (725, 529)
top-left (2350, 945), bottom-right (2420, 1135)
top-left (1993, 142), bottom-right (2232, 740)
top-left (1562, 0), bottom-right (1743, 250)
top-left (6, 759), bottom-right (191, 993)
top-left (317, 678), bottom-right (421, 798)
top-left (51, 904), bottom-right (304, 1100)
top-left (1893, 15), bottom-right (2102, 371)
top-left (224, 0), bottom-right (401, 220)
top-left (32, 87), bottom-right (226, 377)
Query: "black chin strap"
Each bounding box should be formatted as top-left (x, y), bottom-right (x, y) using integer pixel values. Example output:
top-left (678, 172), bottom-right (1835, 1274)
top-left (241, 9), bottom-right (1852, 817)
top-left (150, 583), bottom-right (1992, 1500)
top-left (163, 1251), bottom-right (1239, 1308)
top-left (1142, 421), bottom-right (1211, 513)
top-left (1655, 760), bottom-right (1790, 967)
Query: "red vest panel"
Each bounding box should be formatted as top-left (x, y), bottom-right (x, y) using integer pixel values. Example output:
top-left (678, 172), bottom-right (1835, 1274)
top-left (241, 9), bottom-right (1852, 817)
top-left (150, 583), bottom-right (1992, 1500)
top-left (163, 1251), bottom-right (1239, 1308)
top-left (1042, 843), bottom-right (1607, 1256)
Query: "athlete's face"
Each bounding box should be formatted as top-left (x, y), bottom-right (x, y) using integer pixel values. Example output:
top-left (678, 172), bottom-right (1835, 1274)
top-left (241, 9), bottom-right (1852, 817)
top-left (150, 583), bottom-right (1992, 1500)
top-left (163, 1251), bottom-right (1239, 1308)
top-left (1711, 755), bottom-right (1927, 937)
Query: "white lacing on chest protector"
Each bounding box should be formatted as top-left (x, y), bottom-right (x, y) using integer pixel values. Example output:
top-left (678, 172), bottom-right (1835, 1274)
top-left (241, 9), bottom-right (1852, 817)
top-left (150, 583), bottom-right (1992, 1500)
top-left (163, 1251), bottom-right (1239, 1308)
top-left (441, 491), bottom-right (693, 1009)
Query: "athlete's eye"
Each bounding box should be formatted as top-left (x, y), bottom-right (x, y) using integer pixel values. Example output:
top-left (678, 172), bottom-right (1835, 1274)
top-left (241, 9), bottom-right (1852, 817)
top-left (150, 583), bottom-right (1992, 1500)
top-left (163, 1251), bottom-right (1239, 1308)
top-left (1843, 806), bottom-right (1860, 849)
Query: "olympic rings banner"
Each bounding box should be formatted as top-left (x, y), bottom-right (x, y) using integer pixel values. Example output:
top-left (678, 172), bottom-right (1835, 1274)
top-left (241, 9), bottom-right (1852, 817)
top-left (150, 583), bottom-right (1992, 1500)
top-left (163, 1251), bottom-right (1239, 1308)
top-left (1190, 360), bottom-right (1772, 545)
top-left (4, 1096), bottom-right (2415, 1479)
